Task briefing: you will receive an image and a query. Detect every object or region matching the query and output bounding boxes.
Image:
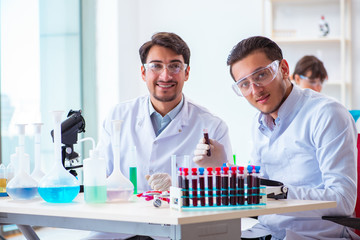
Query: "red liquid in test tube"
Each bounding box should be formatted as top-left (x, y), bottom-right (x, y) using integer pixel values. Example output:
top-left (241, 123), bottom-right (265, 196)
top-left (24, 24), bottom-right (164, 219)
top-left (207, 167), bottom-right (214, 206)
top-left (183, 168), bottom-right (190, 207)
top-left (230, 166), bottom-right (237, 205)
top-left (246, 165), bottom-right (254, 205)
top-left (253, 166), bottom-right (261, 204)
top-left (199, 168), bottom-right (205, 206)
top-left (215, 167), bottom-right (222, 206)
top-left (191, 168), bottom-right (198, 207)
top-left (222, 167), bottom-right (229, 206)
top-left (178, 167), bottom-right (183, 188)
top-left (237, 166), bottom-right (245, 205)
top-left (203, 129), bottom-right (211, 156)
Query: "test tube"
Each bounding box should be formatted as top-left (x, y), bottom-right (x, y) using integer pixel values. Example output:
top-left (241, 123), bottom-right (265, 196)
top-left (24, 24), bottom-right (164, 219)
top-left (230, 166), bottom-right (237, 205)
top-left (178, 167), bottom-right (183, 188)
top-left (199, 168), bottom-right (205, 206)
top-left (237, 166), bottom-right (245, 205)
top-left (203, 129), bottom-right (211, 156)
top-left (253, 166), bottom-right (261, 204)
top-left (182, 168), bottom-right (190, 207)
top-left (246, 165), bottom-right (254, 205)
top-left (221, 167), bottom-right (229, 206)
top-left (130, 146), bottom-right (138, 194)
top-left (191, 168), bottom-right (198, 207)
top-left (207, 167), bottom-right (214, 206)
top-left (215, 167), bottom-right (222, 206)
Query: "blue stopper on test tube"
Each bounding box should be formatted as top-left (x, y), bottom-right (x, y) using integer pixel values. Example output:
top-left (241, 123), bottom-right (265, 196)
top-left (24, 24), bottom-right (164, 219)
top-left (255, 166), bottom-right (260, 173)
top-left (199, 168), bottom-right (204, 175)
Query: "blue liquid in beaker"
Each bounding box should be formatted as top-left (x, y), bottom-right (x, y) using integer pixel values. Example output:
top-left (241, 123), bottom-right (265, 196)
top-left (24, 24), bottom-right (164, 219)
top-left (6, 187), bottom-right (38, 200)
top-left (38, 186), bottom-right (80, 203)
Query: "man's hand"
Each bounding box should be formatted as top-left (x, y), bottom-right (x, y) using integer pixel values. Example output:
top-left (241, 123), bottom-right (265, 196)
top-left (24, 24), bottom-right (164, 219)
top-left (193, 138), bottom-right (227, 168)
top-left (145, 173), bottom-right (171, 191)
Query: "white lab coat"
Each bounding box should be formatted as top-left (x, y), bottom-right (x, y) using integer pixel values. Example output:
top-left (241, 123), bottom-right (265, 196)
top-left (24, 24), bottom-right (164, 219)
top-left (96, 95), bottom-right (232, 193)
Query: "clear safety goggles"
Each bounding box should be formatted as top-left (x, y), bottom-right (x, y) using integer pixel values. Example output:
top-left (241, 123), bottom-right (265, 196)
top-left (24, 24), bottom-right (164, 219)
top-left (143, 62), bottom-right (188, 75)
top-left (299, 75), bottom-right (323, 86)
top-left (232, 60), bottom-right (280, 97)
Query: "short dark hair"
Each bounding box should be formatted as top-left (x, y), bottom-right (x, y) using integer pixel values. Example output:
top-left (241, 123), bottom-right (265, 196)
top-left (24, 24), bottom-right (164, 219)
top-left (227, 36), bottom-right (283, 80)
top-left (293, 55), bottom-right (327, 83)
top-left (139, 32), bottom-right (190, 65)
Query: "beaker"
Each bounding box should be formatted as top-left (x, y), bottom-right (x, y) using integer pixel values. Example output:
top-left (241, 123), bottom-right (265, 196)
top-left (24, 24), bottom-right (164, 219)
top-left (31, 123), bottom-right (45, 182)
top-left (106, 120), bottom-right (133, 202)
top-left (38, 111), bottom-right (80, 203)
top-left (6, 124), bottom-right (38, 200)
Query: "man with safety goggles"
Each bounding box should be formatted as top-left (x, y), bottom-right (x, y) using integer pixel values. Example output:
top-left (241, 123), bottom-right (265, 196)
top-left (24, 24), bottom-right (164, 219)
top-left (195, 36), bottom-right (357, 239)
top-left (229, 36), bottom-right (357, 239)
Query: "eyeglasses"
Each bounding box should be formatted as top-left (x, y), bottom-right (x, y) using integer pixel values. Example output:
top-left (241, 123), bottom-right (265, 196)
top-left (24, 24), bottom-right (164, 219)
top-left (299, 75), bottom-right (323, 86)
top-left (143, 62), bottom-right (188, 75)
top-left (232, 60), bottom-right (280, 97)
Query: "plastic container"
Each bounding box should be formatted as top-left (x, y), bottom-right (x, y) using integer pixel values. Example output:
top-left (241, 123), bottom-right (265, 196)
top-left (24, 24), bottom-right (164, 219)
top-left (31, 123), bottom-right (45, 182)
top-left (106, 120), bottom-right (133, 202)
top-left (38, 111), bottom-right (80, 203)
top-left (6, 124), bottom-right (38, 200)
top-left (83, 149), bottom-right (107, 203)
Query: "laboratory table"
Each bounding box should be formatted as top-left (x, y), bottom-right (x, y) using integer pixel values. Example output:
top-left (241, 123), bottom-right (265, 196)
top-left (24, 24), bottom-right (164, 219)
top-left (0, 193), bottom-right (336, 240)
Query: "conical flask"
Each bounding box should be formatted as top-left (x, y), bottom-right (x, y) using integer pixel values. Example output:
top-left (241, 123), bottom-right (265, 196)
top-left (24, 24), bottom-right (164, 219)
top-left (106, 120), bottom-right (134, 202)
top-left (31, 123), bottom-right (45, 182)
top-left (38, 111), bottom-right (80, 203)
top-left (6, 124), bottom-right (38, 200)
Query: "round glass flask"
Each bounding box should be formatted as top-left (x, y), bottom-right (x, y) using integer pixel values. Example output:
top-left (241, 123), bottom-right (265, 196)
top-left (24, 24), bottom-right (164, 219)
top-left (38, 111), bottom-right (80, 203)
top-left (6, 124), bottom-right (38, 200)
top-left (106, 120), bottom-right (134, 202)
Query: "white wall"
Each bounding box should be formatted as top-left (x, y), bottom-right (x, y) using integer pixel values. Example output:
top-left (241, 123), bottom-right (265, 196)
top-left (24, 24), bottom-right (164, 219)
top-left (97, 0), bottom-right (360, 165)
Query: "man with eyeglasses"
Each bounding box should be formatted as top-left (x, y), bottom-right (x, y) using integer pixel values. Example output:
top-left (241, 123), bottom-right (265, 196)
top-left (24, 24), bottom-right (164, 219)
top-left (91, 32), bottom-right (232, 240)
top-left (292, 55), bottom-right (328, 93)
top-left (193, 36), bottom-right (357, 239)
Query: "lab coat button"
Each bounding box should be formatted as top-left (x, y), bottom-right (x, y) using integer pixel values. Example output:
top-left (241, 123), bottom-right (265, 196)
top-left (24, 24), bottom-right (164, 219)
top-left (149, 170), bottom-right (154, 174)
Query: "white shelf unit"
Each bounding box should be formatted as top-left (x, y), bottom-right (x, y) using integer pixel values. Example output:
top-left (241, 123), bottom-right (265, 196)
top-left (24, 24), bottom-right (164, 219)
top-left (262, 0), bottom-right (352, 108)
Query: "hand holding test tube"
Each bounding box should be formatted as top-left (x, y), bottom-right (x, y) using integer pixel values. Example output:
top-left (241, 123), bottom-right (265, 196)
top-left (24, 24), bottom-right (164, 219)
top-left (193, 136), bottom-right (227, 168)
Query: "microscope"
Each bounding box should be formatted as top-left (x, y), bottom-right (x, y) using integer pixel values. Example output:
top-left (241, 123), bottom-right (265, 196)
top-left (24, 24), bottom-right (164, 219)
top-left (50, 110), bottom-right (86, 180)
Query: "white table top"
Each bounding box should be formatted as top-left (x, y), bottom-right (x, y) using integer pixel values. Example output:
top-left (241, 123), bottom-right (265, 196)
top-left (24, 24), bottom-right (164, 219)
top-left (0, 193), bottom-right (336, 225)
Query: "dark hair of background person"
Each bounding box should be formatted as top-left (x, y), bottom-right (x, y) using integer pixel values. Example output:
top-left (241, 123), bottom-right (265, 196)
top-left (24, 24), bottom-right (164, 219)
top-left (227, 36), bottom-right (283, 80)
top-left (139, 32), bottom-right (191, 65)
top-left (293, 55), bottom-right (328, 83)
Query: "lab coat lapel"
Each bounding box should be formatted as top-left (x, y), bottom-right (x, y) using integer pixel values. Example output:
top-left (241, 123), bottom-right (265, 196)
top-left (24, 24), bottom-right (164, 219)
top-left (136, 99), bottom-right (156, 140)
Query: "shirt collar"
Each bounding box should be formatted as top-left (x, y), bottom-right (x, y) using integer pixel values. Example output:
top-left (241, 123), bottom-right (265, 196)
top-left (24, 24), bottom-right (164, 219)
top-left (148, 95), bottom-right (184, 120)
top-left (258, 84), bottom-right (301, 131)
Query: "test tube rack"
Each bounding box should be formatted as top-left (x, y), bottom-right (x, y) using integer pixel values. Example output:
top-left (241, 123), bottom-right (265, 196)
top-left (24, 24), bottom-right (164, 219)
top-left (170, 166), bottom-right (267, 211)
